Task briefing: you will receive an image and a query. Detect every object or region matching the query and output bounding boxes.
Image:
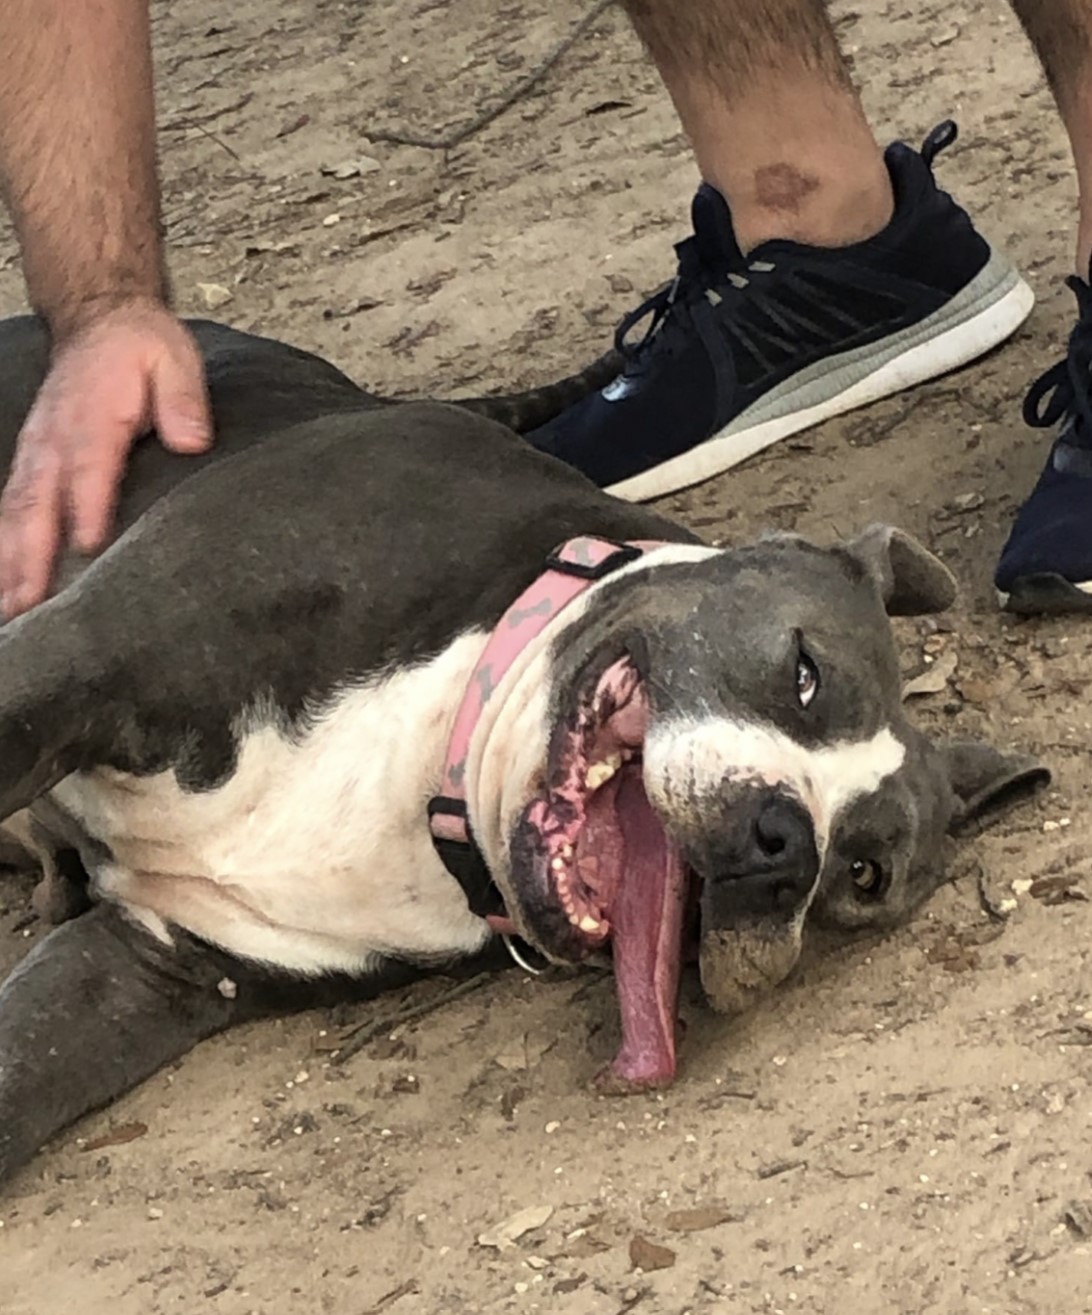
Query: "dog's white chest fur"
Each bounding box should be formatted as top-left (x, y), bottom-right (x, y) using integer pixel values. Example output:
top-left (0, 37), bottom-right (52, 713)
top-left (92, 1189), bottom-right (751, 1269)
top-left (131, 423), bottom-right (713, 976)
top-left (49, 632), bottom-right (493, 974)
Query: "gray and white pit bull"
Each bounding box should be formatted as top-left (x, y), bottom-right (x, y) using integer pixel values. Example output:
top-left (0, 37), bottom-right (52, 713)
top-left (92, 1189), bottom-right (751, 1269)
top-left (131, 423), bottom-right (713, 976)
top-left (0, 316), bottom-right (1048, 1186)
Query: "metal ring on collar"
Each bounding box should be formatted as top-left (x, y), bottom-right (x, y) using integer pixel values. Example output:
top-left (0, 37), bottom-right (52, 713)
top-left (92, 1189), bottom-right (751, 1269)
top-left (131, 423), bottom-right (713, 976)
top-left (501, 934), bottom-right (546, 977)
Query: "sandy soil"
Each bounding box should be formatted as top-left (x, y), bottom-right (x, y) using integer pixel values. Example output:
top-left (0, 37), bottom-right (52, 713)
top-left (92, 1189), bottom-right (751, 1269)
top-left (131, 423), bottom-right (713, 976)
top-left (2, 1), bottom-right (1092, 1312)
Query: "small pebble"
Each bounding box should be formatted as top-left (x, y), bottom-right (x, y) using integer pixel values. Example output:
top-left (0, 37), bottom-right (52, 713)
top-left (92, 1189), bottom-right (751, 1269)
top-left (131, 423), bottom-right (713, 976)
top-left (545, 1121), bottom-right (560, 1135)
top-left (148, 1207), bottom-right (164, 1220)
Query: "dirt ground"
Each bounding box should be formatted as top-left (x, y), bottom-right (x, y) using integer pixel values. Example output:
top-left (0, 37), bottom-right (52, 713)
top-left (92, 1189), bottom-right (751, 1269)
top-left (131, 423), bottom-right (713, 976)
top-left (2, 1), bottom-right (1092, 1311)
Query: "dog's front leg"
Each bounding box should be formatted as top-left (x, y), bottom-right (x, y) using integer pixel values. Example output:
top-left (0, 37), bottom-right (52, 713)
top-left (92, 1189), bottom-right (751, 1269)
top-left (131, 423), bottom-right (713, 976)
top-left (0, 904), bottom-right (243, 1184)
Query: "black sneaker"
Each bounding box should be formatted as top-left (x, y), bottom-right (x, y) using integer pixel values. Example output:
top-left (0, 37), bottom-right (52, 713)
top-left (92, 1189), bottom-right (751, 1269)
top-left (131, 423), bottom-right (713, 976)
top-left (527, 121), bottom-right (1033, 500)
top-left (996, 270), bottom-right (1092, 614)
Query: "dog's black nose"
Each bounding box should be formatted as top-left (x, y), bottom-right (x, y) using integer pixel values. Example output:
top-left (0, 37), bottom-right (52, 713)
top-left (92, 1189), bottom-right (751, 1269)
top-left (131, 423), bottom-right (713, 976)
top-left (691, 789), bottom-right (820, 922)
top-left (753, 794), bottom-right (813, 866)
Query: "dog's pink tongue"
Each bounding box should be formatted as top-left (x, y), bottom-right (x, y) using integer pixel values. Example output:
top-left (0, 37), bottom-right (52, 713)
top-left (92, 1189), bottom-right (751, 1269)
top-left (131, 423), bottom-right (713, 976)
top-left (595, 772), bottom-right (687, 1093)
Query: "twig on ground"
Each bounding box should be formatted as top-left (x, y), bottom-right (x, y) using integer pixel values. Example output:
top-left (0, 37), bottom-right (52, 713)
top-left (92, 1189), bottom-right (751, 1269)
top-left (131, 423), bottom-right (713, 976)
top-left (191, 122), bottom-right (244, 163)
top-left (330, 972), bottom-right (491, 1065)
top-left (369, 0), bottom-right (615, 151)
top-left (362, 1279), bottom-right (420, 1315)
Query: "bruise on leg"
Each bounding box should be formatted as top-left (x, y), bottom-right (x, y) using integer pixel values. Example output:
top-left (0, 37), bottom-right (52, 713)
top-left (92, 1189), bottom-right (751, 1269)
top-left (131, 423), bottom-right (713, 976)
top-left (753, 163), bottom-right (821, 214)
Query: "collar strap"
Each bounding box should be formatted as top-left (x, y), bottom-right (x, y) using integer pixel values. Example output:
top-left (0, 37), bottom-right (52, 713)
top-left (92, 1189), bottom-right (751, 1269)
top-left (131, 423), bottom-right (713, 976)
top-left (428, 535), bottom-right (665, 912)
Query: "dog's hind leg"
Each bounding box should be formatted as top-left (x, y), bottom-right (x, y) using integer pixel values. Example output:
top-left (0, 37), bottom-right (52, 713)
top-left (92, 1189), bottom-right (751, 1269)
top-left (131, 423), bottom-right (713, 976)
top-left (0, 899), bottom-right (440, 1185)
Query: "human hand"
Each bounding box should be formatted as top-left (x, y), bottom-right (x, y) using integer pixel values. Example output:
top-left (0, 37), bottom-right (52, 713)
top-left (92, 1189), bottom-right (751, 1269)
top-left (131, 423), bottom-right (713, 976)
top-left (0, 298), bottom-right (211, 618)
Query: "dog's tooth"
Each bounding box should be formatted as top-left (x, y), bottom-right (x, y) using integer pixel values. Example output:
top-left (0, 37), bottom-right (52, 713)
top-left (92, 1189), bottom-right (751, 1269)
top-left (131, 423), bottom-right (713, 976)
top-left (585, 759), bottom-right (617, 791)
top-left (551, 856), bottom-right (567, 873)
top-left (560, 842), bottom-right (574, 859)
top-left (578, 914), bottom-right (601, 934)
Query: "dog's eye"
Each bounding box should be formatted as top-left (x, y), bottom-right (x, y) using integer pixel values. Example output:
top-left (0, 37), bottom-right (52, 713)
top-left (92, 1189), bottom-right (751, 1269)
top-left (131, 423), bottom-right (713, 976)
top-left (796, 654), bottom-right (819, 708)
top-left (850, 859), bottom-right (886, 901)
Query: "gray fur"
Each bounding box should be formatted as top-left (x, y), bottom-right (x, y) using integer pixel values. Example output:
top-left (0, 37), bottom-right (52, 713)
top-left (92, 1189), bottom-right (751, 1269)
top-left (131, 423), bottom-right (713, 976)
top-left (0, 317), bottom-right (1048, 1184)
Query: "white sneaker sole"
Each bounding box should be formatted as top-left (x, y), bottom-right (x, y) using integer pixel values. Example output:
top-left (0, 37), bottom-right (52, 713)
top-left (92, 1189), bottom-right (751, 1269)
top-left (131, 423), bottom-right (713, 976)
top-left (606, 254), bottom-right (1035, 504)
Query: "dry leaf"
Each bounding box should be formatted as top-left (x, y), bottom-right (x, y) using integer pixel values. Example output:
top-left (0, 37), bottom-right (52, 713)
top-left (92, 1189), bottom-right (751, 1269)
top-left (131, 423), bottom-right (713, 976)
top-left (629, 1235), bottom-right (676, 1272)
top-left (477, 1204), bottom-right (553, 1250)
top-left (1030, 875), bottom-right (1087, 906)
top-left (321, 157), bottom-right (382, 180)
top-left (1065, 1200), bottom-right (1092, 1238)
top-left (903, 649), bottom-right (957, 699)
top-left (925, 934), bottom-right (979, 973)
top-left (197, 282), bottom-right (233, 310)
top-left (553, 1275), bottom-right (587, 1294)
top-left (956, 676), bottom-right (1000, 705)
top-left (663, 1205), bottom-right (741, 1233)
top-left (558, 1235), bottom-right (610, 1260)
top-left (494, 1033), bottom-right (550, 1072)
top-left (275, 113), bottom-right (310, 138)
top-left (81, 1121), bottom-right (148, 1152)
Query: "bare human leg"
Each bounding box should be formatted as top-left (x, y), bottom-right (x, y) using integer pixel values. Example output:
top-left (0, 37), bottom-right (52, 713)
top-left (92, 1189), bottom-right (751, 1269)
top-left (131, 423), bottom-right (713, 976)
top-left (1010, 0), bottom-right (1092, 276)
top-left (619, 0), bottom-right (893, 252)
top-left (529, 0), bottom-right (1033, 515)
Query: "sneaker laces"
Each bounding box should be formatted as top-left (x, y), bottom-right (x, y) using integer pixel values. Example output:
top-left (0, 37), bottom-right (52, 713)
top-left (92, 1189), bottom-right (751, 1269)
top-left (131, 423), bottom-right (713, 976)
top-left (1023, 274), bottom-right (1092, 442)
top-left (613, 233), bottom-right (730, 366)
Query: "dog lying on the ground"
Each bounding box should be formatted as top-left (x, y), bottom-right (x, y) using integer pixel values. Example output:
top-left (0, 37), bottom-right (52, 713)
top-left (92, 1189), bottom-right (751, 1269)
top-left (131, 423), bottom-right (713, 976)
top-left (0, 317), bottom-right (1047, 1185)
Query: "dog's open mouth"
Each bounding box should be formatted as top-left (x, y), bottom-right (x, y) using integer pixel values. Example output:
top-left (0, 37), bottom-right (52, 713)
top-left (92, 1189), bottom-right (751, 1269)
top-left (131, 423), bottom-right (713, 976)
top-left (502, 655), bottom-right (690, 1091)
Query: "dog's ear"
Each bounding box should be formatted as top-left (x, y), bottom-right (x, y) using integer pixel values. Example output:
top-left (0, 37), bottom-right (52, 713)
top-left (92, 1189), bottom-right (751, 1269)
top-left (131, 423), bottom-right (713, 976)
top-left (941, 740), bottom-right (1051, 836)
top-left (844, 524), bottom-right (958, 616)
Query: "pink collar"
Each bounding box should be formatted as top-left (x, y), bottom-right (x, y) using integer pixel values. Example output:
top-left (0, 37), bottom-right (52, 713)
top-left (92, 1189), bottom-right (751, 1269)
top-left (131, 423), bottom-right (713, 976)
top-left (428, 536), bottom-right (665, 873)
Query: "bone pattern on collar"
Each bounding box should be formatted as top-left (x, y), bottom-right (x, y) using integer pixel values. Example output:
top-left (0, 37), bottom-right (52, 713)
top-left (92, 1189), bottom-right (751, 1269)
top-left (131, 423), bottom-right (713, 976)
top-left (427, 536), bottom-right (665, 854)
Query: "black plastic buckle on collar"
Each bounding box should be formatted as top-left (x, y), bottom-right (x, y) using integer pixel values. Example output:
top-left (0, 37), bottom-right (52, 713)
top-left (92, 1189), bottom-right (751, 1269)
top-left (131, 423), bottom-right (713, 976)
top-left (427, 797), bottom-right (503, 920)
top-left (544, 540), bottom-right (644, 581)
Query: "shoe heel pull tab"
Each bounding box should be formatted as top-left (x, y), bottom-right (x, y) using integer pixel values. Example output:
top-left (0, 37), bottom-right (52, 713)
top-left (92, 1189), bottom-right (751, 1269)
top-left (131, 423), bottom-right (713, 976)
top-left (921, 119), bottom-right (958, 169)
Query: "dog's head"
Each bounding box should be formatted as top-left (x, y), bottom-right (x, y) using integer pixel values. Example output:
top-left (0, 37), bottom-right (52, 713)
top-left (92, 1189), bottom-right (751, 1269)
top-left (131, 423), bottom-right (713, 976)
top-left (468, 527), bottom-right (1047, 1085)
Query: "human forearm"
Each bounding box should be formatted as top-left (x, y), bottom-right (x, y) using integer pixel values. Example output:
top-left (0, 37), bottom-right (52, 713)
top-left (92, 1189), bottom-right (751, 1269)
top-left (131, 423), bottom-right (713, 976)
top-left (0, 0), bottom-right (166, 337)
